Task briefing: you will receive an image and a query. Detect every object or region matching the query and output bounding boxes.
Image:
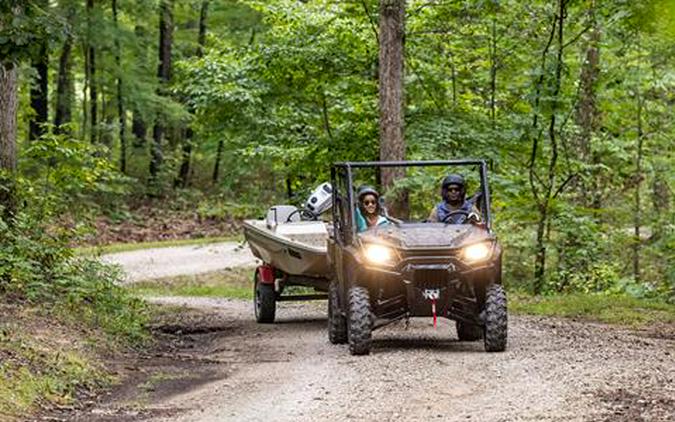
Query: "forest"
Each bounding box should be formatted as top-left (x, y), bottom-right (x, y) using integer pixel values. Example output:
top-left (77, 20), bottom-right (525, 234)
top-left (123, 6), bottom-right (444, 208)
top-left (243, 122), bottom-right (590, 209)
top-left (0, 0), bottom-right (674, 418)
top-left (4, 0), bottom-right (671, 297)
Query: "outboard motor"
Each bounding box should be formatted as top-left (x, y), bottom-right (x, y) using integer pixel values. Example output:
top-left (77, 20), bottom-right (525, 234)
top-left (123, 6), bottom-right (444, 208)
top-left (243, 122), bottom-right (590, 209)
top-left (304, 183), bottom-right (333, 219)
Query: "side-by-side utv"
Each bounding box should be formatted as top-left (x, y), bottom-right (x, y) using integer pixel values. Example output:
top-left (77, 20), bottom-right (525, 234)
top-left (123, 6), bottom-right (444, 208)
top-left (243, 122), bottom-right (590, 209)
top-left (327, 160), bottom-right (507, 355)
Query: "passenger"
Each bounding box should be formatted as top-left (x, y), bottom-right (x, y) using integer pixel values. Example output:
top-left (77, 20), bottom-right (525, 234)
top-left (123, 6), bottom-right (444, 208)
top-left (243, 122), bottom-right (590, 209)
top-left (428, 174), bottom-right (480, 224)
top-left (356, 186), bottom-right (389, 232)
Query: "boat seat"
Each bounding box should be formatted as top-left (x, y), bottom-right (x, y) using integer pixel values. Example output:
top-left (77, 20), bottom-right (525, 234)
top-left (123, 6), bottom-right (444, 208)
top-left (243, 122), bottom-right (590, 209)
top-left (266, 205), bottom-right (301, 229)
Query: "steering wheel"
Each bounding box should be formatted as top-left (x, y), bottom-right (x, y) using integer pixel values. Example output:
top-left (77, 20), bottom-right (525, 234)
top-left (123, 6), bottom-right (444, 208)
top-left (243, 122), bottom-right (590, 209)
top-left (285, 209), bottom-right (318, 223)
top-left (441, 209), bottom-right (470, 224)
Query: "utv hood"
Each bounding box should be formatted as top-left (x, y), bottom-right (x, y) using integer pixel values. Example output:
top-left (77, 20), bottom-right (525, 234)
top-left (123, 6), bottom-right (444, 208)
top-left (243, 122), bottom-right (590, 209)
top-left (359, 223), bottom-right (491, 250)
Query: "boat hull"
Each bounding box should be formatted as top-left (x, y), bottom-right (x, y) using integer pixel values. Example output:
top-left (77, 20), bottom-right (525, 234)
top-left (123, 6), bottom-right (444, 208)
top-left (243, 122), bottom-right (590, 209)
top-left (243, 220), bottom-right (331, 278)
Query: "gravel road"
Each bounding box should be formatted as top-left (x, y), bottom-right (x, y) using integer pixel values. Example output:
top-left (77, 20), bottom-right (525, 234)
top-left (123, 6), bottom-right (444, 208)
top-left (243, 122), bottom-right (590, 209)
top-left (72, 297), bottom-right (674, 422)
top-left (100, 242), bottom-right (258, 283)
top-left (87, 243), bottom-right (674, 422)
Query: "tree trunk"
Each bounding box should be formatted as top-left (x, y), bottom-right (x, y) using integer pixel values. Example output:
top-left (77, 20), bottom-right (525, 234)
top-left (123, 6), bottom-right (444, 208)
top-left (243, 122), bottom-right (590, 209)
top-left (533, 204), bottom-right (548, 292)
top-left (149, 0), bottom-right (174, 185)
top-left (212, 138), bottom-right (223, 184)
top-left (530, 0), bottom-right (567, 294)
top-left (575, 0), bottom-right (601, 209)
top-left (378, 0), bottom-right (407, 217)
top-left (132, 111), bottom-right (147, 147)
top-left (54, 35), bottom-right (73, 133)
top-left (197, 0), bottom-right (208, 57)
top-left (112, 0), bottom-right (127, 173)
top-left (29, 21), bottom-right (49, 142)
top-left (633, 68), bottom-right (644, 283)
top-left (176, 0), bottom-right (208, 188)
top-left (488, 16), bottom-right (497, 129)
top-left (87, 0), bottom-right (98, 144)
top-left (0, 63), bottom-right (18, 224)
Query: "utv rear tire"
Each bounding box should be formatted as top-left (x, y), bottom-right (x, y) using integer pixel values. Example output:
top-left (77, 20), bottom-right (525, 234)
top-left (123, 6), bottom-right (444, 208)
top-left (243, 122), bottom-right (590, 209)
top-left (328, 281), bottom-right (347, 344)
top-left (456, 321), bottom-right (482, 341)
top-left (347, 286), bottom-right (373, 355)
top-left (483, 284), bottom-right (507, 352)
top-left (254, 271), bottom-right (276, 323)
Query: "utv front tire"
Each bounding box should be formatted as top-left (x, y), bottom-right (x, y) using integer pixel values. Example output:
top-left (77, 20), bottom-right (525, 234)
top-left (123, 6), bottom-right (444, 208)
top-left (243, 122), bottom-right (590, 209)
top-left (483, 284), bottom-right (507, 352)
top-left (347, 286), bottom-right (373, 355)
top-left (254, 271), bottom-right (276, 323)
top-left (328, 281), bottom-right (347, 344)
top-left (456, 321), bottom-right (482, 341)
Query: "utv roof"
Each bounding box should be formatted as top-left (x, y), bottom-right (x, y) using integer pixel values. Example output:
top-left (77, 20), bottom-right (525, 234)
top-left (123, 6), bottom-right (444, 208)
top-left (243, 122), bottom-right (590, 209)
top-left (333, 159), bottom-right (487, 168)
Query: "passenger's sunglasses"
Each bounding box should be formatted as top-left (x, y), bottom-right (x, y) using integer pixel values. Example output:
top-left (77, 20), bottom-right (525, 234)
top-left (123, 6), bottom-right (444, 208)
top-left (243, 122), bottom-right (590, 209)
top-left (362, 199), bottom-right (377, 206)
top-left (445, 186), bottom-right (461, 193)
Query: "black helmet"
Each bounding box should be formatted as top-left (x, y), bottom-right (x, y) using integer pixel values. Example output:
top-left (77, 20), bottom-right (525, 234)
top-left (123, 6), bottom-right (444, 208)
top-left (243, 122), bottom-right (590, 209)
top-left (357, 185), bottom-right (379, 200)
top-left (442, 174), bottom-right (465, 189)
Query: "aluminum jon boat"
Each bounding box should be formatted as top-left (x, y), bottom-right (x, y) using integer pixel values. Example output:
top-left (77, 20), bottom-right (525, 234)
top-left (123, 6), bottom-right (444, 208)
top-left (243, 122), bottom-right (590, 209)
top-left (242, 184), bottom-right (334, 323)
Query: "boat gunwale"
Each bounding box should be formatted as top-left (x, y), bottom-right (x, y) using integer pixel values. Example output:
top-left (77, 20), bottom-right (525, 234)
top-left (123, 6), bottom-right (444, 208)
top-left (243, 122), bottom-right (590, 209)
top-left (243, 219), bottom-right (328, 255)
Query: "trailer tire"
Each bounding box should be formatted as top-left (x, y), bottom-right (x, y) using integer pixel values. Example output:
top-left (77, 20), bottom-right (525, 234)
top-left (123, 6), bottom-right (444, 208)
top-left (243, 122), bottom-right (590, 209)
top-left (348, 286), bottom-right (373, 355)
top-left (483, 284), bottom-right (507, 352)
top-left (328, 281), bottom-right (347, 344)
top-left (456, 321), bottom-right (482, 341)
top-left (254, 271), bottom-right (275, 323)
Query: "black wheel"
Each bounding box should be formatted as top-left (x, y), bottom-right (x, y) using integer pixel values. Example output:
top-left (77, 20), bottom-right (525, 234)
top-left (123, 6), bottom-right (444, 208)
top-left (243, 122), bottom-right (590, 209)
top-left (456, 321), bottom-right (482, 341)
top-left (347, 286), bottom-right (373, 355)
top-left (254, 270), bottom-right (276, 323)
top-left (328, 280), bottom-right (347, 344)
top-left (483, 284), bottom-right (507, 352)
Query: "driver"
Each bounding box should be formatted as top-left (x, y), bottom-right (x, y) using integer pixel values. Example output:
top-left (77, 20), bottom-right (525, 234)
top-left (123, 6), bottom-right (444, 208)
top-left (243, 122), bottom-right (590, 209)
top-left (356, 186), bottom-right (389, 232)
top-left (427, 174), bottom-right (480, 224)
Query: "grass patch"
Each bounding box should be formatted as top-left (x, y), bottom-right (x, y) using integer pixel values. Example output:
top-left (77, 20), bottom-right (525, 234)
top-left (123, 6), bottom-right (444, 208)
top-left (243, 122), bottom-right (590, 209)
top-left (129, 267), bottom-right (254, 299)
top-left (510, 292), bottom-right (675, 327)
top-left (0, 306), bottom-right (112, 419)
top-left (128, 267), bottom-right (316, 299)
top-left (75, 235), bottom-right (243, 256)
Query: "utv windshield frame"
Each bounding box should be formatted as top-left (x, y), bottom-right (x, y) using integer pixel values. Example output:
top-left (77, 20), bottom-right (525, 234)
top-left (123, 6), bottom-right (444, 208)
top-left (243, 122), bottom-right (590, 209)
top-left (330, 160), bottom-right (493, 247)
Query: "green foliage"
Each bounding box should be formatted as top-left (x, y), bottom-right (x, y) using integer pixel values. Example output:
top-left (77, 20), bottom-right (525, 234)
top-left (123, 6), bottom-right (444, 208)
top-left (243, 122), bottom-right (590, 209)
top-left (1, 129), bottom-right (146, 344)
top-left (0, 0), bottom-right (63, 64)
top-left (0, 213), bottom-right (148, 343)
top-left (5, 0), bottom-right (673, 303)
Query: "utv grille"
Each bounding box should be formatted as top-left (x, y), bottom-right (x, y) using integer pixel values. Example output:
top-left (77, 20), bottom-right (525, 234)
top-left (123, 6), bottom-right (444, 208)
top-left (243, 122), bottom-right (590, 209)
top-left (413, 268), bottom-right (449, 289)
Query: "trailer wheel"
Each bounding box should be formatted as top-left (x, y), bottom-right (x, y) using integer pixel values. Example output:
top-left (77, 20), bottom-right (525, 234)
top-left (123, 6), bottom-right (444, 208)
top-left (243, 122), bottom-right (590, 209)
top-left (347, 286), bottom-right (373, 355)
top-left (328, 281), bottom-right (347, 344)
top-left (483, 284), bottom-right (507, 352)
top-left (254, 270), bottom-right (275, 323)
top-left (456, 321), bottom-right (482, 341)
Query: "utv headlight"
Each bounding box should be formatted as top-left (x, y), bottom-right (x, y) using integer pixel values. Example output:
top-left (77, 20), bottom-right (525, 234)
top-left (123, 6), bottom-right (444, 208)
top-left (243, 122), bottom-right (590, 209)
top-left (463, 243), bottom-right (491, 263)
top-left (364, 244), bottom-right (393, 265)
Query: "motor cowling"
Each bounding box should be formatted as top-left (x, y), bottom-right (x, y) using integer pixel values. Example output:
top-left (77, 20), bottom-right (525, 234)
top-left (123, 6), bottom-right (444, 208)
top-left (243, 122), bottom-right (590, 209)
top-left (304, 182), bottom-right (332, 218)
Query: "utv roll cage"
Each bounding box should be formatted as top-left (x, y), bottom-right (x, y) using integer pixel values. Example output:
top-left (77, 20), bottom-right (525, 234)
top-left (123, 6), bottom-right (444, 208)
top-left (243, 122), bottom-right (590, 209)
top-left (330, 160), bottom-right (494, 245)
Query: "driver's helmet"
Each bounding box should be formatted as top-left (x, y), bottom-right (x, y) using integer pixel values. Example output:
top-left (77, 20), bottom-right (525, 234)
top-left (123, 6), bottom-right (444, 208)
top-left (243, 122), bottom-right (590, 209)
top-left (441, 174), bottom-right (466, 190)
top-left (441, 174), bottom-right (466, 204)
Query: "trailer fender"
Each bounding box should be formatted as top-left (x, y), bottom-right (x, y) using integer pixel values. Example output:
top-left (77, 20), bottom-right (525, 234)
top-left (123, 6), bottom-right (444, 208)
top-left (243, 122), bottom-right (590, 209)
top-left (257, 265), bottom-right (275, 285)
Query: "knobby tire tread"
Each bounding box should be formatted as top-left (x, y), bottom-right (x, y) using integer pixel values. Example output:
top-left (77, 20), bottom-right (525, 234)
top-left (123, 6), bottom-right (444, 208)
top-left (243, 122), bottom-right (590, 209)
top-left (328, 281), bottom-right (347, 344)
top-left (483, 284), bottom-right (507, 352)
top-left (348, 286), bottom-right (372, 355)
